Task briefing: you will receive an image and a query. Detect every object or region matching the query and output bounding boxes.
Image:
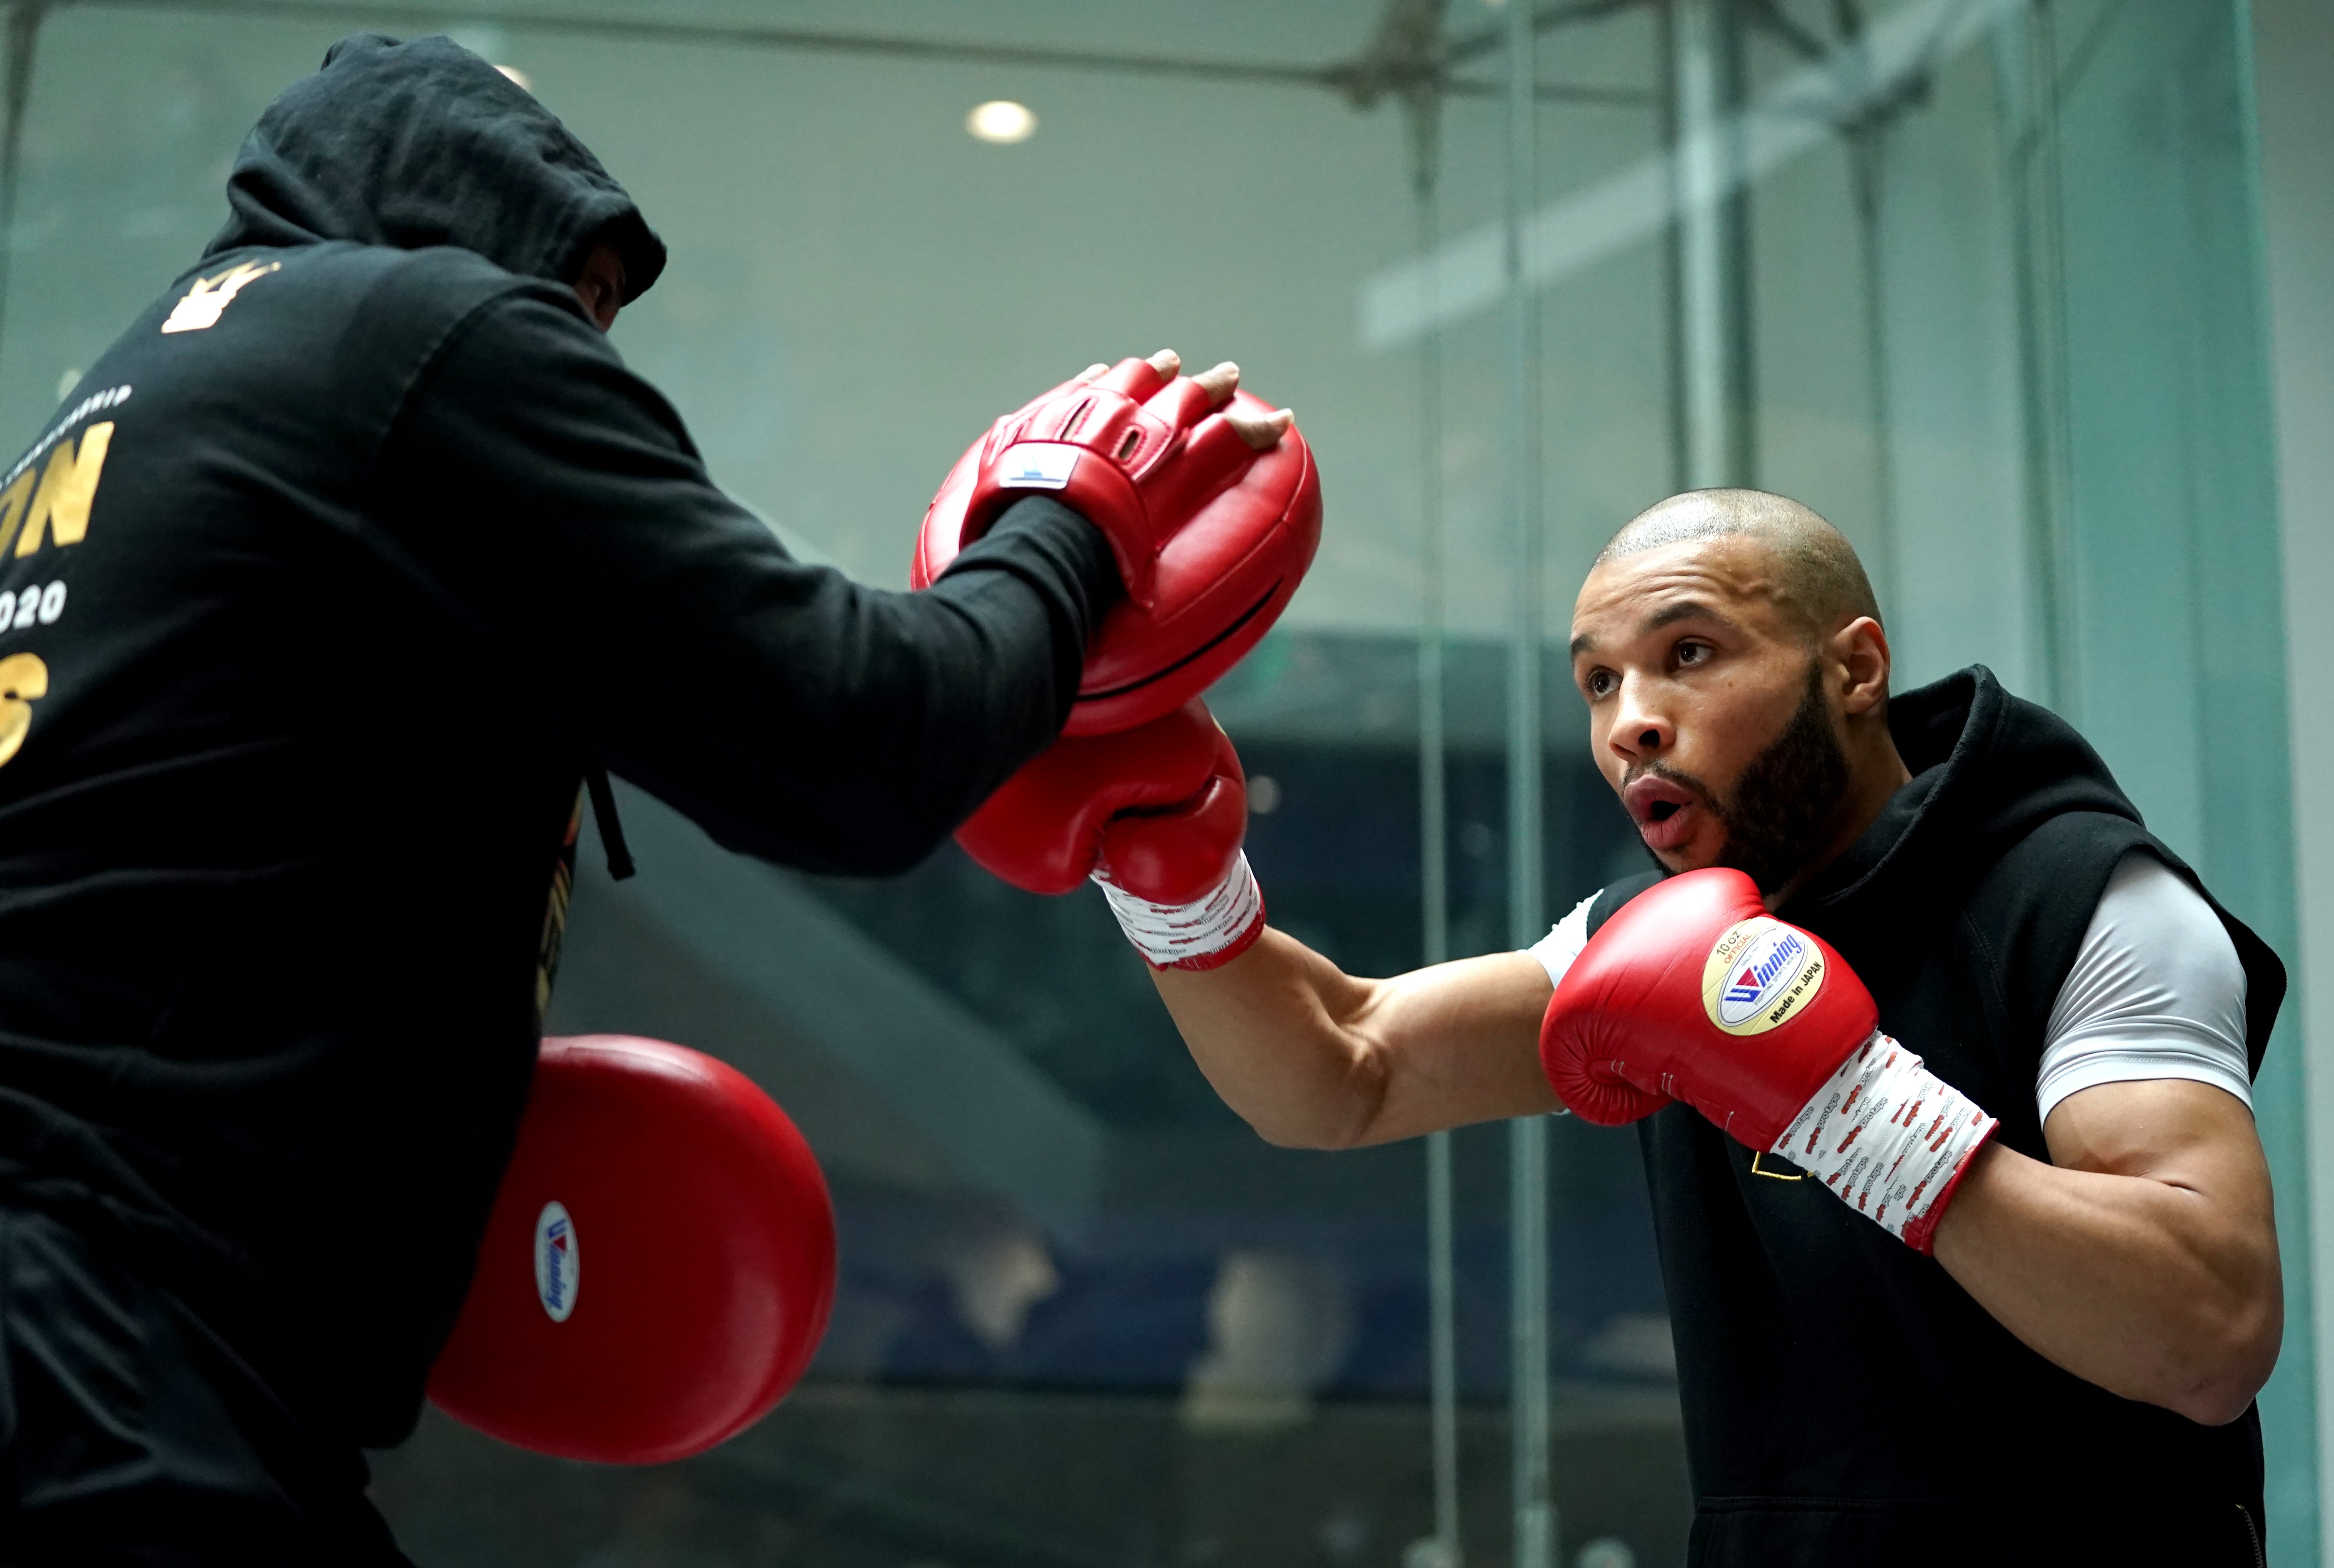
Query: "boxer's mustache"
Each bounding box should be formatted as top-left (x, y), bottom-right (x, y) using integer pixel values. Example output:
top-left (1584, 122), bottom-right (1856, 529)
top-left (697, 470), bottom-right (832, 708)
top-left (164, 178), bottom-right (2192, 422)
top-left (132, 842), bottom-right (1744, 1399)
top-left (1623, 761), bottom-right (1722, 813)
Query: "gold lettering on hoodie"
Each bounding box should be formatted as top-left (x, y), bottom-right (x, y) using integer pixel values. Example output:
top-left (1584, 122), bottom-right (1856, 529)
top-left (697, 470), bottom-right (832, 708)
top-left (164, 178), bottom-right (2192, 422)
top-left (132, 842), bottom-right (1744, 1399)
top-left (0, 651), bottom-right (47, 768)
top-left (0, 423), bottom-right (112, 557)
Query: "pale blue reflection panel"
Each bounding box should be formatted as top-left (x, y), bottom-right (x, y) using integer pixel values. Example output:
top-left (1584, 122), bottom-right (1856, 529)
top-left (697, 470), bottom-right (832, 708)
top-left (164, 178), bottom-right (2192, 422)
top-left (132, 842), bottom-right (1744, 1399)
top-left (2051, 0), bottom-right (2311, 1557)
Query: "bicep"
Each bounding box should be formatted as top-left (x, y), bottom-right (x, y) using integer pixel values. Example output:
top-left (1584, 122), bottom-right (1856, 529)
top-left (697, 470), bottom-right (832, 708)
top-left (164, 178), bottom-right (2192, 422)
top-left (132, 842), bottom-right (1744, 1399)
top-left (1345, 950), bottom-right (1561, 1143)
top-left (2043, 1078), bottom-right (2272, 1217)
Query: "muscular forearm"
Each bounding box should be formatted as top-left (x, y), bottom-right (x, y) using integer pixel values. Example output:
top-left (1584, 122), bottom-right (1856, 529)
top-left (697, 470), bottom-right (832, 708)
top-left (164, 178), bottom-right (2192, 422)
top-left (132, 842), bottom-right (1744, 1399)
top-left (1153, 932), bottom-right (1558, 1148)
top-left (1931, 1089), bottom-right (2281, 1424)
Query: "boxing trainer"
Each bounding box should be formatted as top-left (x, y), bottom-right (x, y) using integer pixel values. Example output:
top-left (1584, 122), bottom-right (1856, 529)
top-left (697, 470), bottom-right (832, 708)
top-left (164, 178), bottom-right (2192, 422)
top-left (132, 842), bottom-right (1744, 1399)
top-left (0, 32), bottom-right (1305, 1564)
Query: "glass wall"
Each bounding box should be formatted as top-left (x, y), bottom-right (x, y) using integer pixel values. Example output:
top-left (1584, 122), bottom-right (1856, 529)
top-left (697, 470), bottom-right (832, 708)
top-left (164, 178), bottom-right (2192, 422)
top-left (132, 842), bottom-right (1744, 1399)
top-left (1, 0), bottom-right (2305, 1562)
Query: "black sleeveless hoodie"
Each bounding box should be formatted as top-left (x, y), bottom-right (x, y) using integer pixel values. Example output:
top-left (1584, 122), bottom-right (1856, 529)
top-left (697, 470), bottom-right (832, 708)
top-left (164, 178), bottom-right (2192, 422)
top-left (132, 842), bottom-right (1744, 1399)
top-left (1588, 666), bottom-right (2282, 1567)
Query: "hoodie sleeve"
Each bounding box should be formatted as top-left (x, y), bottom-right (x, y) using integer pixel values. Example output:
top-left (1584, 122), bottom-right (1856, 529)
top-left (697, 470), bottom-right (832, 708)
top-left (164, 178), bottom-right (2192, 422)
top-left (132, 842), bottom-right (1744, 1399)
top-left (364, 283), bottom-right (1121, 875)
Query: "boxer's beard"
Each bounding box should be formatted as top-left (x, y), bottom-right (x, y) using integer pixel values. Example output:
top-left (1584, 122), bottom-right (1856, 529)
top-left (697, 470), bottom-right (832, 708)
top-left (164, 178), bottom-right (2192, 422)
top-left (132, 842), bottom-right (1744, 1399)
top-left (1634, 661), bottom-right (1850, 895)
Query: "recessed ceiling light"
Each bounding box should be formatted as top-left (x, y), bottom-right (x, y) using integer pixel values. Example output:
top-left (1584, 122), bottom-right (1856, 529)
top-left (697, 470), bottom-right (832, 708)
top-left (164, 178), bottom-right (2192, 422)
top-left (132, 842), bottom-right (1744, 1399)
top-left (967, 100), bottom-right (1037, 145)
top-left (496, 64), bottom-right (533, 91)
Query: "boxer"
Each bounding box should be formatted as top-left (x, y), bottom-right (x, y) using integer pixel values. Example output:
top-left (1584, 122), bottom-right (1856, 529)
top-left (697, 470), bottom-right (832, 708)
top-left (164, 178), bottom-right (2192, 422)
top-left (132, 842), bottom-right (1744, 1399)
top-left (980, 489), bottom-right (2283, 1566)
top-left (0, 33), bottom-right (1299, 1564)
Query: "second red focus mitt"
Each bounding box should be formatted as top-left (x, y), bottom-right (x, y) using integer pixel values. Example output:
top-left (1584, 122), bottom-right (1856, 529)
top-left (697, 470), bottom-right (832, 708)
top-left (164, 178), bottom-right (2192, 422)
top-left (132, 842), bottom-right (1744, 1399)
top-left (427, 1035), bottom-right (836, 1464)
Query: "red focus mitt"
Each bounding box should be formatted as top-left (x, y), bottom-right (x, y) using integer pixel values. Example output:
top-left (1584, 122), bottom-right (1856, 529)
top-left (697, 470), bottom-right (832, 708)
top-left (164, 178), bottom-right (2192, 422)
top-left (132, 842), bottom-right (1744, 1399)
top-left (428, 1035), bottom-right (836, 1463)
top-left (912, 358), bottom-right (1322, 735)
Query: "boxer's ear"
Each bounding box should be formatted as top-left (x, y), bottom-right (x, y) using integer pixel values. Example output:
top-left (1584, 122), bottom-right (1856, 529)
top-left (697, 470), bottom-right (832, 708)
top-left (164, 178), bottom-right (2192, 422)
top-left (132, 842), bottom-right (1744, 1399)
top-left (1835, 616), bottom-right (1892, 718)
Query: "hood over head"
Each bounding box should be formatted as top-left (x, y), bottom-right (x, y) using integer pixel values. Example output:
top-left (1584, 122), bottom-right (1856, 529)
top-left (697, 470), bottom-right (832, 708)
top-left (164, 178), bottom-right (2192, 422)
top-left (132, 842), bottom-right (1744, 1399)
top-left (204, 33), bottom-right (666, 303)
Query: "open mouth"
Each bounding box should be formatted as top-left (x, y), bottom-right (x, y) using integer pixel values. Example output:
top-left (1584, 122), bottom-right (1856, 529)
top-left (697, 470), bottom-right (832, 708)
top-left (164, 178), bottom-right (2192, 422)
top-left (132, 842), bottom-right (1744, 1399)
top-left (1623, 773), bottom-right (1708, 854)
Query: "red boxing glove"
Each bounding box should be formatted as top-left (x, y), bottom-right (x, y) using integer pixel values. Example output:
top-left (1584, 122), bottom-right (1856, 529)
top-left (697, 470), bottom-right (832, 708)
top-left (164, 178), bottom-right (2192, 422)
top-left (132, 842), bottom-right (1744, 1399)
top-left (956, 699), bottom-right (1266, 970)
top-left (1539, 870), bottom-right (1995, 1253)
top-left (955, 698), bottom-right (1245, 903)
top-left (914, 359), bottom-right (1321, 736)
top-left (1540, 870), bottom-right (1875, 1147)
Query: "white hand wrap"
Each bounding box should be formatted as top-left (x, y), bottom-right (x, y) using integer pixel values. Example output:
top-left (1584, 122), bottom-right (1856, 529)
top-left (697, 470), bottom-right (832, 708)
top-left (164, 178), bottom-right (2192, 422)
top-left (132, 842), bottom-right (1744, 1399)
top-left (1095, 852), bottom-right (1266, 972)
top-left (1773, 1031), bottom-right (1997, 1254)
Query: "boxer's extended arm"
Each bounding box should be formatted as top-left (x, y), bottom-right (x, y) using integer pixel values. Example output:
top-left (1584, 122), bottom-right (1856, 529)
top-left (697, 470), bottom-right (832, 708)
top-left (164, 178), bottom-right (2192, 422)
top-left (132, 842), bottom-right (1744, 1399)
top-left (1152, 933), bottom-right (1560, 1148)
top-left (1931, 1082), bottom-right (2281, 1427)
top-left (367, 289), bottom-right (1120, 875)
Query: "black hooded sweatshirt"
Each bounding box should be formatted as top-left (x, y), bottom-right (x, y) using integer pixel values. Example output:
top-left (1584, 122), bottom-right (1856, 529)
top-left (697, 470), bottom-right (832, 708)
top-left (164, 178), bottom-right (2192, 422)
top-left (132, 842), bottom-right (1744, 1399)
top-left (0, 35), bottom-right (1118, 1448)
top-left (1587, 667), bottom-right (2282, 1566)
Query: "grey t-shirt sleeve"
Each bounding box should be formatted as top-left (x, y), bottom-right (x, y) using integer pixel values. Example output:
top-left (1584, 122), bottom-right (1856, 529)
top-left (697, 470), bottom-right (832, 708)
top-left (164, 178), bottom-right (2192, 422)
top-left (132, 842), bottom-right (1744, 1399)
top-left (2036, 850), bottom-right (2252, 1122)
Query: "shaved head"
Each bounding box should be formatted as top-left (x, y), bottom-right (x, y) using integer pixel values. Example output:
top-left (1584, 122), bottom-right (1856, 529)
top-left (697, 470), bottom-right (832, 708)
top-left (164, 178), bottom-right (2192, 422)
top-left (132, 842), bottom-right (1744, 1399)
top-left (1571, 488), bottom-right (1909, 893)
top-left (1597, 489), bottom-right (1880, 641)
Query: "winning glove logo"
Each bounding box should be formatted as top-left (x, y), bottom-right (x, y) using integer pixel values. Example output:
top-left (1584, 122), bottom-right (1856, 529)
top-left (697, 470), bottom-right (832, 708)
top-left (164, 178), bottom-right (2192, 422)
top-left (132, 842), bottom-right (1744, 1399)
top-left (533, 1201), bottom-right (580, 1324)
top-left (1701, 918), bottom-right (1826, 1036)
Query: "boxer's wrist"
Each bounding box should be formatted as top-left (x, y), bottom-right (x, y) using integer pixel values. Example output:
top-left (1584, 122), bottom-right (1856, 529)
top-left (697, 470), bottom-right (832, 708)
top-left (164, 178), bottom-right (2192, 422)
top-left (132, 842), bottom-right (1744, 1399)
top-left (1772, 1031), bottom-right (1998, 1254)
top-left (1095, 852), bottom-right (1264, 972)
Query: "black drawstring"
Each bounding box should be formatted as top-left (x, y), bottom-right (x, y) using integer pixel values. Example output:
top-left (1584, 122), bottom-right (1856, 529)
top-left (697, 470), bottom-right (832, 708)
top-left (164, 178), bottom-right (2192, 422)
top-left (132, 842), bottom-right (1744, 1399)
top-left (584, 766), bottom-right (636, 880)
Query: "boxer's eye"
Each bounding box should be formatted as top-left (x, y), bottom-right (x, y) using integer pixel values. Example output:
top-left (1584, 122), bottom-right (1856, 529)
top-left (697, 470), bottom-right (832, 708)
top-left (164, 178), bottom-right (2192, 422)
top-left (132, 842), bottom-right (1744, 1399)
top-left (1675, 641), bottom-right (1713, 668)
